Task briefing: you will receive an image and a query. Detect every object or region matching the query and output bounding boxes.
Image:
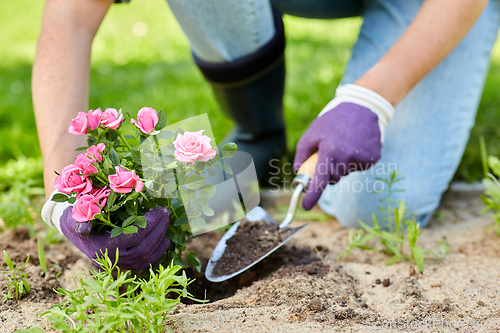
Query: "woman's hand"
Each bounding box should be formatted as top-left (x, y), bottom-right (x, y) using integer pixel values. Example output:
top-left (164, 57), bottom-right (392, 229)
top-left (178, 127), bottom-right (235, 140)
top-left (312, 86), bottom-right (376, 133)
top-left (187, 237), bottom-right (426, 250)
top-left (59, 206), bottom-right (171, 271)
top-left (294, 84), bottom-right (394, 210)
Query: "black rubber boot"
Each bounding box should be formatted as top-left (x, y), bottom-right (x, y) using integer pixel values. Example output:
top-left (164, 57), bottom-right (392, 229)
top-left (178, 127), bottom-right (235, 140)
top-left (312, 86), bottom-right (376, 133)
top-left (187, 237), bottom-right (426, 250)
top-left (193, 10), bottom-right (286, 182)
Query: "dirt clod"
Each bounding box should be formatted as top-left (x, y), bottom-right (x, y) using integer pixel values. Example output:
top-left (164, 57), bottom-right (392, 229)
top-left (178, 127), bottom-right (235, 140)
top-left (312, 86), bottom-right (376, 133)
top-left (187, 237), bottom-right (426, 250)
top-left (382, 278), bottom-right (390, 287)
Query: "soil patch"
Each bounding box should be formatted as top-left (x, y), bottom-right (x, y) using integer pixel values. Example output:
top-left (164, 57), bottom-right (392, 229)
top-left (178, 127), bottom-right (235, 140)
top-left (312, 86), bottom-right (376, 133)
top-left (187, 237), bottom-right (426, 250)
top-left (0, 227), bottom-right (85, 306)
top-left (185, 229), bottom-right (328, 303)
top-left (211, 220), bottom-right (294, 277)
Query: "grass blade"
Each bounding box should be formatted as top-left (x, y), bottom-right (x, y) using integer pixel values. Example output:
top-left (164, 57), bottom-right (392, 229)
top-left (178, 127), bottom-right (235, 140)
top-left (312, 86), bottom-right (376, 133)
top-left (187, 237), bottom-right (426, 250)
top-left (37, 237), bottom-right (48, 275)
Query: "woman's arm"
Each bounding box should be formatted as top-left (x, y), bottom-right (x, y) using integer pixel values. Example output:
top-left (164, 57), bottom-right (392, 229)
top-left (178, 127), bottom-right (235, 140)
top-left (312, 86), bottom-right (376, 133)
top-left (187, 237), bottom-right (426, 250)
top-left (355, 0), bottom-right (489, 106)
top-left (33, 0), bottom-right (114, 198)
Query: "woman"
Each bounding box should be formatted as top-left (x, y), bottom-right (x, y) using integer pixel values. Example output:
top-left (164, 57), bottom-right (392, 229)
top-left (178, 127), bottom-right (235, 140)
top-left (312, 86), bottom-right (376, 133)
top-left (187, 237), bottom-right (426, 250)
top-left (37, 0), bottom-right (499, 269)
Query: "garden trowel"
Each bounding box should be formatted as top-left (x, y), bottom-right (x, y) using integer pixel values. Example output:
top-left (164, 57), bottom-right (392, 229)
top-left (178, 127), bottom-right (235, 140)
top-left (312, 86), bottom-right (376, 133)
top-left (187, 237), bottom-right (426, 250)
top-left (205, 153), bottom-right (318, 282)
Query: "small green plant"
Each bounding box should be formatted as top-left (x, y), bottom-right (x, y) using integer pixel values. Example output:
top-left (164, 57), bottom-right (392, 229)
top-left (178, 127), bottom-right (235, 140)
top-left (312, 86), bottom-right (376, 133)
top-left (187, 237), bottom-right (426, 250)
top-left (0, 155), bottom-right (44, 230)
top-left (1, 250), bottom-right (30, 301)
top-left (338, 171), bottom-right (437, 273)
top-left (42, 248), bottom-right (204, 333)
top-left (37, 237), bottom-right (48, 276)
top-left (479, 136), bottom-right (500, 235)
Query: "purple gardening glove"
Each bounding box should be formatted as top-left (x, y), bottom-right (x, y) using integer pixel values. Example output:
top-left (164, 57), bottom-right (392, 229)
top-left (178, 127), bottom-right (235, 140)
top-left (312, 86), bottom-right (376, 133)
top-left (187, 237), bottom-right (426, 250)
top-left (294, 84), bottom-right (394, 210)
top-left (60, 206), bottom-right (171, 271)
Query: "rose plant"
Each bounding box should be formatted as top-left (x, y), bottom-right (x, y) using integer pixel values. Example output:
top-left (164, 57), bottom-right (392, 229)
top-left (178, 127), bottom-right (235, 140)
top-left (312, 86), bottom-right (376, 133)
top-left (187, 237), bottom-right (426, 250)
top-left (52, 107), bottom-right (237, 271)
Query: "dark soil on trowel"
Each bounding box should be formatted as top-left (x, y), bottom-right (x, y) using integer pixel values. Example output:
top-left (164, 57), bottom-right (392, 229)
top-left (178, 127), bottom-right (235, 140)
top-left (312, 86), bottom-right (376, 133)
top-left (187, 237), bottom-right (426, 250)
top-left (211, 219), bottom-right (295, 277)
top-left (184, 225), bottom-right (329, 303)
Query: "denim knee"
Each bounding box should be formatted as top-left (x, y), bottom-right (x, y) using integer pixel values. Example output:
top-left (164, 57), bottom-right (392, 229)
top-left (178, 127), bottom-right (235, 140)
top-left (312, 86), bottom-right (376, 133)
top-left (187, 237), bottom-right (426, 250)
top-left (167, 0), bottom-right (275, 62)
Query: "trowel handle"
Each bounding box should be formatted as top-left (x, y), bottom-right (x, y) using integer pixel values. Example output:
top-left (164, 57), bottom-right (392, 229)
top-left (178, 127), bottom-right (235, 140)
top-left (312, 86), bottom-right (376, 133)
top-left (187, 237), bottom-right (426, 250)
top-left (280, 153), bottom-right (319, 228)
top-left (292, 152), bottom-right (318, 191)
top-left (298, 152), bottom-right (318, 178)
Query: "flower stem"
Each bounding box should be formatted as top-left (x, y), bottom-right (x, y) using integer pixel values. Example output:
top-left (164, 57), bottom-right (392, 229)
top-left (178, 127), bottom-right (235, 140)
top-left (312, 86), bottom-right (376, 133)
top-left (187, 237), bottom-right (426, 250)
top-left (97, 127), bottom-right (111, 139)
top-left (118, 132), bottom-right (132, 151)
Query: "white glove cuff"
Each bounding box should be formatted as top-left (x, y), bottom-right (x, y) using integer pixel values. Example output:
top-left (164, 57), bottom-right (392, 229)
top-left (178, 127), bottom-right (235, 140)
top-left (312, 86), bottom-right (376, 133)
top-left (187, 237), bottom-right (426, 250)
top-left (318, 84), bottom-right (395, 142)
top-left (41, 190), bottom-right (71, 235)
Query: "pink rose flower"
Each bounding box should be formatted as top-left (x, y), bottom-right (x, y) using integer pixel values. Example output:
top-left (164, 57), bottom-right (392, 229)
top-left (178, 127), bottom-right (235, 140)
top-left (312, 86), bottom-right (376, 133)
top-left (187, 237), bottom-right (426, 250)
top-left (89, 186), bottom-right (111, 207)
top-left (68, 112), bottom-right (88, 135)
top-left (72, 194), bottom-right (101, 223)
top-left (87, 108), bottom-right (103, 131)
top-left (108, 166), bottom-right (144, 194)
top-left (54, 164), bottom-right (92, 196)
top-left (131, 107), bottom-right (159, 135)
top-left (86, 143), bottom-right (105, 162)
top-left (173, 130), bottom-right (217, 164)
top-left (101, 108), bottom-right (124, 130)
top-left (74, 154), bottom-right (98, 176)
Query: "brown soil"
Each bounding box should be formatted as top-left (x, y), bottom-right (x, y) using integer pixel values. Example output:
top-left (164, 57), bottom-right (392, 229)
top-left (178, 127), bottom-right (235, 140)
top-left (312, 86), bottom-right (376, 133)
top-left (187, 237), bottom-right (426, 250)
top-left (210, 219), bottom-right (294, 277)
top-left (0, 227), bottom-right (92, 332)
top-left (3, 191), bottom-right (500, 332)
top-left (186, 231), bottom-right (327, 303)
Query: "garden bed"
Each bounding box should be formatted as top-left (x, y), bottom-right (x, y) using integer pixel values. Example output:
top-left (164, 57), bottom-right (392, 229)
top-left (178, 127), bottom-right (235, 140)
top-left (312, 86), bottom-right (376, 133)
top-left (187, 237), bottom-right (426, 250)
top-left (1, 193), bottom-right (500, 332)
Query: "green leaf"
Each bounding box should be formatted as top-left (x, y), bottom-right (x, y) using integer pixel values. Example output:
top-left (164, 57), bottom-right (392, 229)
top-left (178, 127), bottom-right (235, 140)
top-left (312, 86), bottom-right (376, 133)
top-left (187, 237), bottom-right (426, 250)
top-left (192, 216), bottom-right (205, 229)
top-left (159, 129), bottom-right (174, 140)
top-left (357, 219), bottom-right (375, 234)
top-left (385, 254), bottom-right (407, 265)
top-left (161, 144), bottom-right (175, 155)
top-left (109, 148), bottom-right (121, 166)
top-left (122, 215), bottom-right (136, 228)
top-left (489, 156), bottom-right (500, 177)
top-left (202, 206), bottom-right (214, 217)
top-left (222, 163), bottom-right (233, 175)
top-left (381, 232), bottom-right (404, 243)
top-left (52, 193), bottom-right (69, 203)
top-left (3, 250), bottom-right (14, 270)
top-left (208, 168), bottom-right (216, 177)
top-left (412, 246), bottom-right (425, 273)
top-left (23, 279), bottom-right (30, 293)
top-left (131, 149), bottom-right (142, 165)
top-left (106, 191), bottom-right (117, 210)
top-left (221, 142), bottom-right (237, 160)
top-left (134, 216), bottom-right (147, 228)
top-left (480, 135), bottom-right (489, 177)
top-left (162, 180), bottom-right (178, 196)
top-left (174, 215), bottom-right (189, 226)
top-left (37, 237), bottom-right (48, 275)
top-left (187, 251), bottom-right (202, 273)
top-left (182, 175), bottom-right (205, 190)
top-left (199, 184), bottom-right (216, 199)
top-left (156, 109), bottom-right (167, 130)
top-left (123, 226), bottom-right (138, 234)
top-left (165, 229), bottom-right (179, 244)
top-left (110, 227), bottom-right (123, 238)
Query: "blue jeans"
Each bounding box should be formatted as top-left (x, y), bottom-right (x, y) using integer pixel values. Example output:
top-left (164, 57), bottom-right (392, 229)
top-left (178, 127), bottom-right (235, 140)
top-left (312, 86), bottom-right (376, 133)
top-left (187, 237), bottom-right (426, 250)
top-left (166, 0), bottom-right (500, 227)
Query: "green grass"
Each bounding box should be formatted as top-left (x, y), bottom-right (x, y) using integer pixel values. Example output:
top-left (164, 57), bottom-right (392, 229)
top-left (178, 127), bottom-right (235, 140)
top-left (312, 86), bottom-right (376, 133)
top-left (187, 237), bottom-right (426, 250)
top-left (0, 0), bottom-right (499, 182)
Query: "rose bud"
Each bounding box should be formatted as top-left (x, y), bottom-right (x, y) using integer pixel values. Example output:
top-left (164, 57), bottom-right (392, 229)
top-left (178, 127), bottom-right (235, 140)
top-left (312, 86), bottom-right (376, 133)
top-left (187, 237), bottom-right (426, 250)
top-left (68, 112), bottom-right (88, 135)
top-left (87, 107), bottom-right (103, 131)
top-left (101, 108), bottom-right (124, 130)
top-left (108, 166), bottom-right (144, 194)
top-left (131, 107), bottom-right (159, 135)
